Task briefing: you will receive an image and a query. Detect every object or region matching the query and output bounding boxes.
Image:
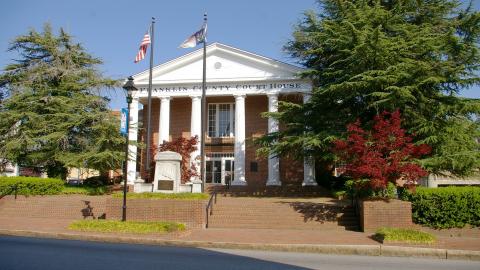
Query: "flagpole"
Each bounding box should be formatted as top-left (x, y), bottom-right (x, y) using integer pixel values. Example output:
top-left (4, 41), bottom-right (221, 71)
top-left (145, 17), bottom-right (155, 180)
top-left (200, 13), bottom-right (207, 193)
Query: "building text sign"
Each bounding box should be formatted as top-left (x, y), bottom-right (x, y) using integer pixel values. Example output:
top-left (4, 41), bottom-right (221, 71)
top-left (138, 82), bottom-right (305, 93)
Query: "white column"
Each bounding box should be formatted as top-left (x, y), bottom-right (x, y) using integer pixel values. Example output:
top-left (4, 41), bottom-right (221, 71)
top-left (127, 97), bottom-right (139, 184)
top-left (159, 97), bottom-right (170, 143)
top-left (13, 163), bottom-right (20, 176)
top-left (232, 94), bottom-right (247, 185)
top-left (190, 95), bottom-right (202, 181)
top-left (266, 93), bottom-right (280, 186)
top-left (302, 93), bottom-right (317, 186)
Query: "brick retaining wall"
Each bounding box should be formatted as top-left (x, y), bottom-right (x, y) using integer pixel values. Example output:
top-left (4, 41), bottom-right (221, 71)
top-left (106, 198), bottom-right (207, 228)
top-left (360, 199), bottom-right (412, 232)
top-left (0, 195), bottom-right (107, 220)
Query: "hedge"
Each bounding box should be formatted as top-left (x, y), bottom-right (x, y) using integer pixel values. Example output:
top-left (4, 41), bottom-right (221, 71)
top-left (401, 186), bottom-right (480, 229)
top-left (0, 176), bottom-right (64, 195)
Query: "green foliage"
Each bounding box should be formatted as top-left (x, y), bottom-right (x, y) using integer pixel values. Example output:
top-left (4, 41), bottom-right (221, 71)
top-left (83, 175), bottom-right (110, 187)
top-left (343, 179), bottom-right (398, 199)
top-left (0, 176), bottom-right (63, 195)
top-left (68, 220), bottom-right (186, 234)
top-left (0, 24), bottom-right (124, 178)
top-left (258, 0), bottom-right (480, 176)
top-left (374, 227), bottom-right (436, 244)
top-left (61, 185), bottom-right (108, 195)
top-left (401, 186), bottom-right (480, 228)
top-left (112, 192), bottom-right (209, 200)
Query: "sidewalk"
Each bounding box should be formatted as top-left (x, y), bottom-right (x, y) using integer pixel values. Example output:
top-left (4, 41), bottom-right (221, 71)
top-left (0, 216), bottom-right (479, 260)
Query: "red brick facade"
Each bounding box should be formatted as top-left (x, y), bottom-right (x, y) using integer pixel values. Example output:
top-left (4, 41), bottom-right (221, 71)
top-left (139, 94), bottom-right (306, 186)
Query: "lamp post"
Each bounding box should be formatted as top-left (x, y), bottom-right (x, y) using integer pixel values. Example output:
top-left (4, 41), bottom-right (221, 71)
top-left (121, 76), bottom-right (137, 221)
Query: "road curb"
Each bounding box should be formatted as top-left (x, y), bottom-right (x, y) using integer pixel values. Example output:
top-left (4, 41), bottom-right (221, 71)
top-left (0, 229), bottom-right (479, 261)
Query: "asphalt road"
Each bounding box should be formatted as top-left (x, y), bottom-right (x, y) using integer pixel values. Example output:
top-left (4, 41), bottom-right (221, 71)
top-left (0, 235), bottom-right (479, 270)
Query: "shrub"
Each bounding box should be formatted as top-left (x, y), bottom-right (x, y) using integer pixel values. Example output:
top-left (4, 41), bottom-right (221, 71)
top-left (374, 227), bottom-right (436, 244)
top-left (68, 220), bottom-right (185, 234)
top-left (0, 176), bottom-right (64, 195)
top-left (401, 186), bottom-right (480, 229)
top-left (83, 175), bottom-right (110, 187)
top-left (156, 136), bottom-right (199, 183)
top-left (61, 185), bottom-right (109, 195)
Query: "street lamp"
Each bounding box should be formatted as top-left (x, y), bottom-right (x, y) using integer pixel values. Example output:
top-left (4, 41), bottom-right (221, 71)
top-left (121, 76), bottom-right (137, 221)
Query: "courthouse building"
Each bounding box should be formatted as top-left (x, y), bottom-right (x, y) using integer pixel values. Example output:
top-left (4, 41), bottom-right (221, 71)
top-left (127, 43), bottom-right (316, 187)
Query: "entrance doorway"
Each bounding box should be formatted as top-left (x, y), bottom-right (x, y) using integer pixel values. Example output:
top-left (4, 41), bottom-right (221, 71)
top-left (205, 153), bottom-right (234, 185)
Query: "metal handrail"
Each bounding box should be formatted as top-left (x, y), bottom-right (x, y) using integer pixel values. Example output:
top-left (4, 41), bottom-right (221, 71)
top-left (205, 191), bottom-right (217, 228)
top-left (0, 184), bottom-right (18, 200)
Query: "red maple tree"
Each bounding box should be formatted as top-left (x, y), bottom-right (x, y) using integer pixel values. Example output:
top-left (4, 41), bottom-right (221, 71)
top-left (334, 110), bottom-right (431, 190)
top-left (149, 136), bottom-right (199, 184)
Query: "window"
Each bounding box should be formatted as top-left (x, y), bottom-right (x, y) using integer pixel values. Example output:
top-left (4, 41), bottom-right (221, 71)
top-left (250, 162), bottom-right (258, 172)
top-left (208, 103), bottom-right (235, 137)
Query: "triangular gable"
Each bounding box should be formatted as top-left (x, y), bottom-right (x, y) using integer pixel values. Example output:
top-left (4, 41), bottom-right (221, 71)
top-left (132, 43), bottom-right (304, 85)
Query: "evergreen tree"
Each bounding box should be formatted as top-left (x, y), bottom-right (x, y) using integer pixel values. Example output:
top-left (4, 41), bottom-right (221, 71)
top-left (0, 24), bottom-right (124, 178)
top-left (258, 0), bottom-right (480, 176)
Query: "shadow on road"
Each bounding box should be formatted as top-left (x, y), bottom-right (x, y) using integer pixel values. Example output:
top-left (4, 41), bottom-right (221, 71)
top-left (0, 235), bottom-right (309, 270)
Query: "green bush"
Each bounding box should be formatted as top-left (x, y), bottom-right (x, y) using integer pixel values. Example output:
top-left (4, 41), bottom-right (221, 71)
top-left (61, 185), bottom-right (109, 195)
top-left (343, 179), bottom-right (398, 199)
top-left (401, 186), bottom-right (480, 229)
top-left (69, 220), bottom-right (185, 234)
top-left (83, 175), bottom-right (110, 187)
top-left (0, 176), bottom-right (64, 195)
top-left (374, 227), bottom-right (436, 244)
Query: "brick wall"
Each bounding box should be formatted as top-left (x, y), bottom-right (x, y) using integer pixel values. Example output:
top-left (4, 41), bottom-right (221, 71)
top-left (245, 95), bottom-right (268, 185)
top-left (359, 199), bottom-right (413, 232)
top-left (0, 195), bottom-right (107, 220)
top-left (170, 97), bottom-right (192, 139)
top-left (106, 198), bottom-right (207, 228)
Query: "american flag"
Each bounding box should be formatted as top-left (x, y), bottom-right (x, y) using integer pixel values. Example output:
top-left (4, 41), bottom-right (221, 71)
top-left (134, 33), bottom-right (151, 63)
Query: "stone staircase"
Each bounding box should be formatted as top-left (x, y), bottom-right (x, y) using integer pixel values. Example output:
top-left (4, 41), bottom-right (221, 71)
top-left (207, 196), bottom-right (359, 231)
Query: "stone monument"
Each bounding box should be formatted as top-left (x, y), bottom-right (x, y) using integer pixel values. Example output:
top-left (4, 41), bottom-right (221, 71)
top-left (153, 151), bottom-right (182, 193)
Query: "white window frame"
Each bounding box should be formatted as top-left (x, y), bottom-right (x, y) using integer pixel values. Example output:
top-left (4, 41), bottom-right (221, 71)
top-left (207, 103), bottom-right (235, 138)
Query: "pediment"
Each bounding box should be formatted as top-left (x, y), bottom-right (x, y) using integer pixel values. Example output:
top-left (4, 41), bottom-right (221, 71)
top-left (133, 43), bottom-right (304, 85)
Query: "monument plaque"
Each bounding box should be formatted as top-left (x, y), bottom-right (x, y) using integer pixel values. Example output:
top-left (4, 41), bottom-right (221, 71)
top-left (153, 151), bottom-right (182, 193)
top-left (157, 180), bottom-right (174, 191)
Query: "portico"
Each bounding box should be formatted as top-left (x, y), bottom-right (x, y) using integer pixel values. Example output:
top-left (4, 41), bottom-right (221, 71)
top-left (128, 43), bottom-right (316, 187)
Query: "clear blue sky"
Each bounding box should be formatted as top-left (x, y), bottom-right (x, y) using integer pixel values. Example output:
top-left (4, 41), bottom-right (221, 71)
top-left (1, 0), bottom-right (479, 109)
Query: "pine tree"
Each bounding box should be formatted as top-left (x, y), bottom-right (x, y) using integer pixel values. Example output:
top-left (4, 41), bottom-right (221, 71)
top-left (0, 24), bottom-right (124, 178)
top-left (258, 0), bottom-right (480, 176)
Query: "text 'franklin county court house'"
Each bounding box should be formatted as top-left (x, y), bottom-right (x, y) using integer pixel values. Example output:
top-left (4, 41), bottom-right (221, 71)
top-left (128, 43), bottom-right (317, 187)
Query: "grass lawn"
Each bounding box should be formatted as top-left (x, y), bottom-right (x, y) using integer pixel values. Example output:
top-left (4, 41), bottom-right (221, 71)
top-left (374, 227), bottom-right (436, 244)
top-left (68, 220), bottom-right (186, 234)
top-left (61, 185), bottom-right (109, 195)
top-left (112, 192), bottom-right (209, 200)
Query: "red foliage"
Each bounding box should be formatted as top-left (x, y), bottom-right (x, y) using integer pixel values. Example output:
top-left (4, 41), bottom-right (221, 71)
top-left (333, 110), bottom-right (431, 189)
top-left (144, 136), bottom-right (199, 184)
